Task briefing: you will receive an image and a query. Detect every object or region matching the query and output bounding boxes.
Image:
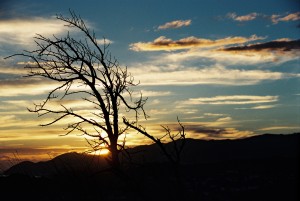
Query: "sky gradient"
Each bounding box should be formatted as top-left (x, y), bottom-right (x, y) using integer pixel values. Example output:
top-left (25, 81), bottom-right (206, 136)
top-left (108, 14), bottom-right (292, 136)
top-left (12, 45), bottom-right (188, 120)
top-left (0, 0), bottom-right (299, 168)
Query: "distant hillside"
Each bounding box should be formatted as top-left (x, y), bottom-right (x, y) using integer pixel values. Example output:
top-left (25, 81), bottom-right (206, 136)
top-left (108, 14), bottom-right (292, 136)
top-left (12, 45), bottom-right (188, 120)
top-left (4, 152), bottom-right (108, 177)
top-left (2, 133), bottom-right (299, 201)
top-left (128, 133), bottom-right (300, 164)
top-left (4, 133), bottom-right (300, 177)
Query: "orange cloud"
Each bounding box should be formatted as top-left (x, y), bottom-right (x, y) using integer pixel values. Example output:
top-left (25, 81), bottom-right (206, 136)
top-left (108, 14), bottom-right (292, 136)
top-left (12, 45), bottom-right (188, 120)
top-left (157, 19), bottom-right (191, 30)
top-left (130, 35), bottom-right (263, 51)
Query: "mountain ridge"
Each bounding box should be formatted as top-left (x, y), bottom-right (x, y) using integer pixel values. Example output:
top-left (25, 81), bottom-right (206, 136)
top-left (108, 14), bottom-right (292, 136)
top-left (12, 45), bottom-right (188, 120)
top-left (3, 133), bottom-right (299, 177)
top-left (1, 133), bottom-right (299, 201)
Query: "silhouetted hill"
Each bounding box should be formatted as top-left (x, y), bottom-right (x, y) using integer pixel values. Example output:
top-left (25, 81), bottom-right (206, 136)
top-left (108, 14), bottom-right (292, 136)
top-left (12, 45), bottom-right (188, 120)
top-left (1, 133), bottom-right (299, 201)
top-left (4, 133), bottom-right (299, 177)
top-left (4, 152), bottom-right (109, 177)
top-left (128, 133), bottom-right (300, 164)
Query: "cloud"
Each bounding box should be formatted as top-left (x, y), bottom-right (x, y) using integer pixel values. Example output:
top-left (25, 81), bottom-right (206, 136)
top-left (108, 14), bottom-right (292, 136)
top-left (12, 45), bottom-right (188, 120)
top-left (136, 90), bottom-right (172, 97)
top-left (96, 38), bottom-right (114, 45)
top-left (186, 124), bottom-right (254, 140)
top-left (176, 108), bottom-right (199, 115)
top-left (3, 99), bottom-right (97, 113)
top-left (180, 95), bottom-right (278, 105)
top-left (130, 35), bottom-right (263, 51)
top-left (131, 64), bottom-right (297, 86)
top-left (0, 61), bottom-right (28, 77)
top-left (157, 19), bottom-right (191, 30)
top-left (0, 115), bottom-right (16, 122)
top-left (204, 113), bottom-right (225, 117)
top-left (220, 39), bottom-right (300, 52)
top-left (0, 66), bottom-right (27, 75)
top-left (152, 120), bottom-right (249, 140)
top-left (163, 47), bottom-right (275, 65)
top-left (227, 12), bottom-right (258, 22)
top-left (216, 117), bottom-right (232, 122)
top-left (130, 34), bottom-right (298, 64)
top-left (271, 12), bottom-right (300, 24)
top-left (216, 39), bottom-right (300, 64)
top-left (236, 105), bottom-right (277, 110)
top-left (258, 126), bottom-right (300, 131)
top-left (0, 74), bottom-right (103, 97)
top-left (151, 99), bottom-right (161, 105)
top-left (0, 78), bottom-right (58, 97)
top-left (0, 17), bottom-right (67, 46)
top-left (225, 12), bottom-right (300, 25)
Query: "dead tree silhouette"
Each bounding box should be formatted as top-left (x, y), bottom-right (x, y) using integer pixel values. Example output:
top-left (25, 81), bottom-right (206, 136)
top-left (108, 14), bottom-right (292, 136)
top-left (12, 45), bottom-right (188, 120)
top-left (5, 11), bottom-right (147, 170)
top-left (5, 10), bottom-right (186, 173)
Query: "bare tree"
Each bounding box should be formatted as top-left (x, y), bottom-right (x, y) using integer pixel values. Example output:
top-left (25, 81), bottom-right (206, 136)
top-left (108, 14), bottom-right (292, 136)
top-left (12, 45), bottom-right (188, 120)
top-left (6, 11), bottom-right (187, 173)
top-left (6, 11), bottom-right (147, 169)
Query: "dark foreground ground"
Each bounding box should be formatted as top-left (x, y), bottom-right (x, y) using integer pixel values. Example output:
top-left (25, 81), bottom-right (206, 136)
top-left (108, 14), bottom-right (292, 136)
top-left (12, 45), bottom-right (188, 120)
top-left (1, 134), bottom-right (299, 201)
top-left (0, 158), bottom-right (298, 201)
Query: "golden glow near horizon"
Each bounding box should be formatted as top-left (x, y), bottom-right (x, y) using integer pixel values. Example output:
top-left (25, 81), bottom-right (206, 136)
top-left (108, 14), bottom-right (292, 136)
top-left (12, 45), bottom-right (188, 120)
top-left (89, 149), bottom-right (110, 156)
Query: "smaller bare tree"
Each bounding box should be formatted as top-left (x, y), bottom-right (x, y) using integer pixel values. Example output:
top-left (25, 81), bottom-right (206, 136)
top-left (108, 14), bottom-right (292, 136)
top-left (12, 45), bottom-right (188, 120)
top-left (123, 117), bottom-right (186, 166)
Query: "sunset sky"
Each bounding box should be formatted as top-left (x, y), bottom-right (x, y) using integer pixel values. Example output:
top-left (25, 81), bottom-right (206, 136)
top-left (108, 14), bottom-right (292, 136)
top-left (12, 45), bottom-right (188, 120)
top-left (0, 0), bottom-right (299, 168)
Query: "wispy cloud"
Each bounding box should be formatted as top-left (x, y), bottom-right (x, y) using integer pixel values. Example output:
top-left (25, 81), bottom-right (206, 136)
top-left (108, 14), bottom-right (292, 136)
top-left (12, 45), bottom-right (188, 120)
top-left (0, 17), bottom-right (67, 46)
top-left (96, 38), bottom-right (114, 45)
top-left (204, 113), bottom-right (225, 117)
top-left (217, 39), bottom-right (300, 64)
top-left (141, 90), bottom-right (172, 97)
top-left (271, 12), bottom-right (300, 24)
top-left (131, 64), bottom-right (296, 86)
top-left (180, 95), bottom-right (279, 105)
top-left (258, 126), bottom-right (300, 131)
top-left (130, 33), bottom-right (299, 64)
top-left (220, 39), bottom-right (300, 52)
top-left (185, 123), bottom-right (254, 140)
top-left (0, 115), bottom-right (16, 123)
top-left (236, 105), bottom-right (278, 110)
top-left (6, 99), bottom-right (96, 111)
top-left (0, 66), bottom-right (27, 75)
top-left (0, 78), bottom-right (58, 97)
top-left (134, 36), bottom-right (298, 66)
top-left (157, 19), bottom-right (191, 30)
top-left (130, 35), bottom-right (263, 51)
top-left (151, 118), bottom-right (251, 140)
top-left (164, 47), bottom-right (288, 65)
top-left (0, 75), bottom-right (104, 97)
top-left (216, 117), bottom-right (232, 122)
top-left (225, 11), bottom-right (300, 25)
top-left (227, 12), bottom-right (259, 22)
top-left (212, 39), bottom-right (300, 64)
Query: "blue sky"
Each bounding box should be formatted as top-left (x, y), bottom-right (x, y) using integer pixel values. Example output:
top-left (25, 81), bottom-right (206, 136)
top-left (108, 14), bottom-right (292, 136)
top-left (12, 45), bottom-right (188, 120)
top-left (0, 0), bottom-right (299, 165)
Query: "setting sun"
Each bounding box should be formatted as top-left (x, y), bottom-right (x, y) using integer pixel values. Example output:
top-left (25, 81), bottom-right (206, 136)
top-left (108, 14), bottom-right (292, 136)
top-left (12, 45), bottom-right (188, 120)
top-left (89, 149), bottom-right (110, 156)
